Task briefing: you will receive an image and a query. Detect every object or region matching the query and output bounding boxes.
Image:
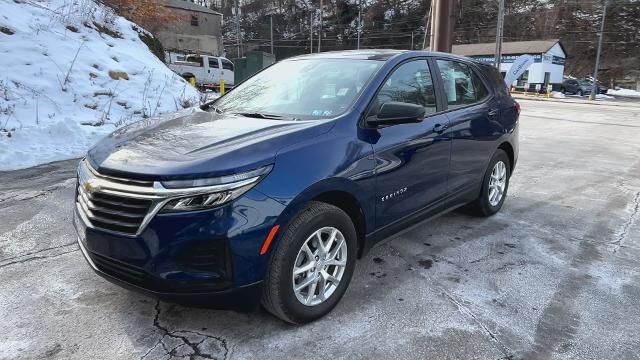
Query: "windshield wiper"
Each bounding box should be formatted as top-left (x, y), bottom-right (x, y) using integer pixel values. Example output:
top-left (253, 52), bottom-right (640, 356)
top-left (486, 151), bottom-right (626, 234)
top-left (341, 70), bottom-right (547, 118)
top-left (200, 102), bottom-right (223, 114)
top-left (233, 112), bottom-right (298, 121)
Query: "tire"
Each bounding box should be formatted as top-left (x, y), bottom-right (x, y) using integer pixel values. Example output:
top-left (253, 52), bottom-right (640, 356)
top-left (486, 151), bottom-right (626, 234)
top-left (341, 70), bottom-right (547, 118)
top-left (577, 89), bottom-right (584, 97)
top-left (261, 201), bottom-right (357, 324)
top-left (560, 87), bottom-right (566, 94)
top-left (463, 149), bottom-right (511, 217)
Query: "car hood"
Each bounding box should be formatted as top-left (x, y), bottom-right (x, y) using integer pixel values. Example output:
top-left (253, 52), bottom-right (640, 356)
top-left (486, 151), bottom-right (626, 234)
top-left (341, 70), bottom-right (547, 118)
top-left (87, 108), bottom-right (334, 180)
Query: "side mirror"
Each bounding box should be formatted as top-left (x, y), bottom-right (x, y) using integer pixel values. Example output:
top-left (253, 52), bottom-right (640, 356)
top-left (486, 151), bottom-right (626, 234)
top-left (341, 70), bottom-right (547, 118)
top-left (366, 102), bottom-right (426, 127)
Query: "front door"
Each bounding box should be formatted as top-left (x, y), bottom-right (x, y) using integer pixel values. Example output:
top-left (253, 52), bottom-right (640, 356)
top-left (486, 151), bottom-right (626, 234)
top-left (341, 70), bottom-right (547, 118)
top-left (369, 59), bottom-right (451, 228)
top-left (207, 57), bottom-right (220, 84)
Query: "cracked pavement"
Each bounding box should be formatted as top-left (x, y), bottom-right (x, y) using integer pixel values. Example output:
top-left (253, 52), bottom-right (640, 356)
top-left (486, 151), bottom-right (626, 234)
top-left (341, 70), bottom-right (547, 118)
top-left (1, 100), bottom-right (640, 359)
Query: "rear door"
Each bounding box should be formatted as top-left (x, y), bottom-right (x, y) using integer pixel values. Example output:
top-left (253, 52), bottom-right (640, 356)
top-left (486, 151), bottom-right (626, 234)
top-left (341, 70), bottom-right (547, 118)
top-left (221, 58), bottom-right (235, 86)
top-left (434, 59), bottom-right (501, 197)
top-left (370, 59), bottom-right (451, 228)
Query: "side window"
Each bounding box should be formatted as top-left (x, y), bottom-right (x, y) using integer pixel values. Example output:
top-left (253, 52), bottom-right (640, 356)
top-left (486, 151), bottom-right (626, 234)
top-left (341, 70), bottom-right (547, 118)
top-left (222, 59), bottom-right (234, 71)
top-left (375, 60), bottom-right (437, 115)
top-left (185, 55), bottom-right (203, 67)
top-left (208, 58), bottom-right (219, 69)
top-left (436, 60), bottom-right (489, 109)
top-left (471, 69), bottom-right (489, 100)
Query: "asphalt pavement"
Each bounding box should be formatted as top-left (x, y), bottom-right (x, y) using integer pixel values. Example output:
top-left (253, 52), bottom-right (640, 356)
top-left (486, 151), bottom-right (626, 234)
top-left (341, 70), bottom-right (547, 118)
top-left (1, 99), bottom-right (639, 359)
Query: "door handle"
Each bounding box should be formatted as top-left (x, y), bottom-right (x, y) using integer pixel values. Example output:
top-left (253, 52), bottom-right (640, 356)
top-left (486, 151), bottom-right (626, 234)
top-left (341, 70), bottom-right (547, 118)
top-left (433, 123), bottom-right (448, 134)
top-left (488, 109), bottom-right (499, 118)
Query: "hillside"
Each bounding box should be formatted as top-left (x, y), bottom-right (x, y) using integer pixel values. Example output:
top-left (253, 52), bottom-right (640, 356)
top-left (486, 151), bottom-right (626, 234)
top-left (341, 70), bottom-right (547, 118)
top-left (0, 0), bottom-right (201, 170)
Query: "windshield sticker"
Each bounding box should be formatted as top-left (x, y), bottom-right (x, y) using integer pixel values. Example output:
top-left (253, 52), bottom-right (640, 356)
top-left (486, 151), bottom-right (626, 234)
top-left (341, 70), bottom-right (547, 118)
top-left (311, 110), bottom-right (334, 116)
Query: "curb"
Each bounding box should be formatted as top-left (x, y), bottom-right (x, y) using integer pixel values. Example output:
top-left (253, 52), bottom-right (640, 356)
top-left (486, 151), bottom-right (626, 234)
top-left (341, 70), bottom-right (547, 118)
top-left (513, 95), bottom-right (640, 108)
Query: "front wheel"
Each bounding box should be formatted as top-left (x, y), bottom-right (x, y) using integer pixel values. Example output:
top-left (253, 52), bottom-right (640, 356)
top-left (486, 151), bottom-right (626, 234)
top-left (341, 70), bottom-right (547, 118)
top-left (261, 201), bottom-right (357, 324)
top-left (577, 89), bottom-right (584, 97)
top-left (463, 149), bottom-right (511, 217)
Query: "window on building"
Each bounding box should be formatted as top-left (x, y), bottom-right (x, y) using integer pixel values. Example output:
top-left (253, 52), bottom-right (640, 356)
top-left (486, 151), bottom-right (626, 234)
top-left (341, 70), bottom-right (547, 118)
top-left (191, 15), bottom-right (199, 27)
top-left (517, 70), bottom-right (529, 88)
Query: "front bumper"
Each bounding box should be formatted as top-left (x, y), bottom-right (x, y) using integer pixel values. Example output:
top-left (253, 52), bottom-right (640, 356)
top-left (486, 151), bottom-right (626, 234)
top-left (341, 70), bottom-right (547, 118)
top-left (73, 188), bottom-right (286, 311)
top-left (77, 236), bottom-right (262, 311)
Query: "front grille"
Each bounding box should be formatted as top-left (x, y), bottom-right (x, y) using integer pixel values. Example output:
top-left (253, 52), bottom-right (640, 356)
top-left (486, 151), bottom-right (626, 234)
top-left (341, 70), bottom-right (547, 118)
top-left (95, 175), bottom-right (154, 188)
top-left (77, 184), bottom-right (152, 235)
top-left (75, 160), bottom-right (155, 236)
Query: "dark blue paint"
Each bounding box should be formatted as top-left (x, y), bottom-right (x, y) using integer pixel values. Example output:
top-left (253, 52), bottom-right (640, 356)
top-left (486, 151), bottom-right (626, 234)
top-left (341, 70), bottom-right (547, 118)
top-left (75, 50), bottom-right (519, 309)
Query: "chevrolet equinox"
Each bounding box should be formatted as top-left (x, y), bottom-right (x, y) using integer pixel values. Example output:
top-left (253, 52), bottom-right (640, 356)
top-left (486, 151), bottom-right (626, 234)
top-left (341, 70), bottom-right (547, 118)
top-left (74, 50), bottom-right (519, 324)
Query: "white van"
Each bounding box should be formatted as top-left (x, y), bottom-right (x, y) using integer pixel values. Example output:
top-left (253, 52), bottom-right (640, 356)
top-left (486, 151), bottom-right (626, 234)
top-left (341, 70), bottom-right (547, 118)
top-left (167, 53), bottom-right (235, 91)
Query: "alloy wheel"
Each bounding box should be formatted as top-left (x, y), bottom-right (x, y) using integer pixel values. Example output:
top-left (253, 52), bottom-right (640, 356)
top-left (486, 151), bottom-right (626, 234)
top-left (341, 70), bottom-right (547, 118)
top-left (488, 161), bottom-right (507, 206)
top-left (292, 227), bottom-right (347, 306)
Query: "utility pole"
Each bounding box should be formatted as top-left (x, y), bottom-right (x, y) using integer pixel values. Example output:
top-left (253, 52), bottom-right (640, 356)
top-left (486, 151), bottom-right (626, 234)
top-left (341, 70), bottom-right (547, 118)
top-left (318, 0), bottom-right (323, 52)
top-left (357, 0), bottom-right (362, 50)
top-left (590, 0), bottom-right (608, 101)
top-left (494, 0), bottom-right (505, 69)
top-left (423, 1), bottom-right (433, 49)
top-left (270, 15), bottom-right (274, 55)
top-left (235, 0), bottom-right (242, 58)
top-left (429, 0), bottom-right (456, 52)
top-left (411, 31), bottom-right (414, 50)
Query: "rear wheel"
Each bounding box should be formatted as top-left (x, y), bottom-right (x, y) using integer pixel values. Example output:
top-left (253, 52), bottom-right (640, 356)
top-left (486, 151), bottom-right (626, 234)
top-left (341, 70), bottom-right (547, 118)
top-left (261, 201), bottom-right (357, 324)
top-left (463, 149), bottom-right (511, 217)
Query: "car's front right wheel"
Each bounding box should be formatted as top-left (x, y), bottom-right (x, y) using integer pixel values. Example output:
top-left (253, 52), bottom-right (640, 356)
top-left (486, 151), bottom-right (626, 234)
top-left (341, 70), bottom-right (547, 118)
top-left (261, 201), bottom-right (357, 324)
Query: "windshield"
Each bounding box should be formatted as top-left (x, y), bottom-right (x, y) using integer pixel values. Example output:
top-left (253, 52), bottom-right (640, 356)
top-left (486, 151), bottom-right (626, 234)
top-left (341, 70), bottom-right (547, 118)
top-left (214, 59), bottom-right (382, 120)
top-left (578, 80), bottom-right (593, 86)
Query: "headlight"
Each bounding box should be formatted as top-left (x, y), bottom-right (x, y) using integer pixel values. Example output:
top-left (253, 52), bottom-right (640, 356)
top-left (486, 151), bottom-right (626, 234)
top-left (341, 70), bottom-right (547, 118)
top-left (159, 165), bottom-right (272, 213)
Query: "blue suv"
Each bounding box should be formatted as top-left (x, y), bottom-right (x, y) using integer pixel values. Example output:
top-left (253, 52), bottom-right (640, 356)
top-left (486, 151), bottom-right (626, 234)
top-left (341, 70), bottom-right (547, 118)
top-left (74, 50), bottom-right (519, 324)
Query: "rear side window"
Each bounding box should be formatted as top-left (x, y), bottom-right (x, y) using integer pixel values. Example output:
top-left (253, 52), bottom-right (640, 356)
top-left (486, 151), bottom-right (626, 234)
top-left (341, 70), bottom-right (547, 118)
top-left (376, 60), bottom-right (437, 115)
top-left (208, 58), bottom-right (219, 68)
top-left (436, 60), bottom-right (489, 109)
top-left (479, 63), bottom-right (509, 97)
top-left (222, 59), bottom-right (234, 71)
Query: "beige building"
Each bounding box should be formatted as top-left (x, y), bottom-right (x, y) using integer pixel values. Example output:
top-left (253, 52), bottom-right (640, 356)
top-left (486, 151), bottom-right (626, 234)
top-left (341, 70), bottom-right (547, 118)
top-left (156, 0), bottom-right (223, 56)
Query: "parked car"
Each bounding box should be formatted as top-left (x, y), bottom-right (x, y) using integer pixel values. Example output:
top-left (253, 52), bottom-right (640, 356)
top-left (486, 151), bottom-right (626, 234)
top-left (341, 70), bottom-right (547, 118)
top-left (561, 79), bottom-right (608, 96)
top-left (74, 50), bottom-right (519, 324)
top-left (167, 52), bottom-right (234, 91)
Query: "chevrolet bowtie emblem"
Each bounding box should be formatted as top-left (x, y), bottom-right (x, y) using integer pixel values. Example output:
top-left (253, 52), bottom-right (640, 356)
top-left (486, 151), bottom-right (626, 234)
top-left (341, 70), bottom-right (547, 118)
top-left (83, 179), bottom-right (98, 192)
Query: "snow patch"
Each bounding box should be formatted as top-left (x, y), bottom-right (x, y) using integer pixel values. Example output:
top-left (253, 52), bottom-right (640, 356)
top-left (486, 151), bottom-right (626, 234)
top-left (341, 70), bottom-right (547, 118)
top-left (0, 0), bottom-right (201, 170)
top-left (595, 93), bottom-right (614, 100)
top-left (608, 88), bottom-right (640, 98)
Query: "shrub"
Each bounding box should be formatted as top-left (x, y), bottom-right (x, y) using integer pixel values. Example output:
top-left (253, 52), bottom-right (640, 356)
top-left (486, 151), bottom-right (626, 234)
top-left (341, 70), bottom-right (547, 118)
top-left (138, 32), bottom-right (165, 62)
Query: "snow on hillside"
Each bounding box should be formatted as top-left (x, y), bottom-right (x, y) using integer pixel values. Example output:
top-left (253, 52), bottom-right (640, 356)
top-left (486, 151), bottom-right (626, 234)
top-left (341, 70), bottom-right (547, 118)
top-left (0, 0), bottom-right (201, 170)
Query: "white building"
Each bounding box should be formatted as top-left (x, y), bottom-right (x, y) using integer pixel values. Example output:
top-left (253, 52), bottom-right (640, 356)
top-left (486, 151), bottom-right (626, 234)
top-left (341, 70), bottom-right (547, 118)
top-left (452, 39), bottom-right (567, 91)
